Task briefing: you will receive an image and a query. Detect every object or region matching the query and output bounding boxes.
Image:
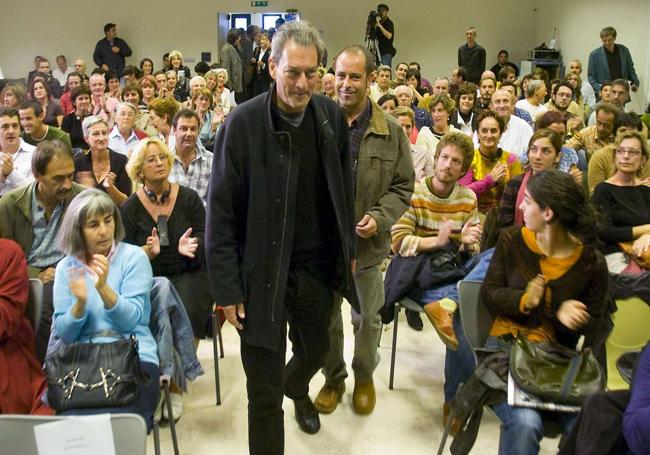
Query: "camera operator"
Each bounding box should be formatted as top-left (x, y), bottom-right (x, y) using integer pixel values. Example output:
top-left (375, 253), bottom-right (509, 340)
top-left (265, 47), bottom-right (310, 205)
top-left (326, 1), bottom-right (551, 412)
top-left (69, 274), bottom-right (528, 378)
top-left (374, 4), bottom-right (395, 67)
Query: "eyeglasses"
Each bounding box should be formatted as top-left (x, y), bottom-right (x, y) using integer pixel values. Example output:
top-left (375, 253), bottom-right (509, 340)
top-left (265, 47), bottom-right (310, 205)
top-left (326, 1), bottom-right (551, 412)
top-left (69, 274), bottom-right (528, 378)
top-left (615, 148), bottom-right (642, 157)
top-left (144, 153), bottom-right (168, 166)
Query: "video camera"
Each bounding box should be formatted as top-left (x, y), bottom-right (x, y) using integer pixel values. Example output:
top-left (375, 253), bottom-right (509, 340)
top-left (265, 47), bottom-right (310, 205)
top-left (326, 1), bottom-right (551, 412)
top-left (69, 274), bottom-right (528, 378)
top-left (367, 10), bottom-right (379, 26)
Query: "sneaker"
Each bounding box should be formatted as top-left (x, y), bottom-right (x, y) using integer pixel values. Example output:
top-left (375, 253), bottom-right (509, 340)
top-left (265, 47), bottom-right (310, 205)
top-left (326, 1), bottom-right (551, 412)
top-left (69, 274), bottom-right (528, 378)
top-left (405, 309), bottom-right (423, 331)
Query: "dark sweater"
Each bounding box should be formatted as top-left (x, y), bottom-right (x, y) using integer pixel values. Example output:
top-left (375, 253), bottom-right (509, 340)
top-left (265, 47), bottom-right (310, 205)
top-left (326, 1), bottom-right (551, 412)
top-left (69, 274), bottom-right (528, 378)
top-left (481, 227), bottom-right (611, 349)
top-left (591, 182), bottom-right (650, 255)
top-left (73, 149), bottom-right (132, 197)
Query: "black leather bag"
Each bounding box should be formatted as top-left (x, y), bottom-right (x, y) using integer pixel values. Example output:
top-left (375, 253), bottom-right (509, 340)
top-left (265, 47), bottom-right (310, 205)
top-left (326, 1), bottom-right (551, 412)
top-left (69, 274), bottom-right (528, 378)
top-left (45, 333), bottom-right (141, 411)
top-left (510, 336), bottom-right (605, 405)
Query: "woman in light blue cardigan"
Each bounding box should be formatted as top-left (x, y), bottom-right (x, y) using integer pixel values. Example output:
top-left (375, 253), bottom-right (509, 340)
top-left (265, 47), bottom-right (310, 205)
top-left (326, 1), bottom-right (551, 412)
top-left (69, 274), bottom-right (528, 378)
top-left (52, 188), bottom-right (159, 431)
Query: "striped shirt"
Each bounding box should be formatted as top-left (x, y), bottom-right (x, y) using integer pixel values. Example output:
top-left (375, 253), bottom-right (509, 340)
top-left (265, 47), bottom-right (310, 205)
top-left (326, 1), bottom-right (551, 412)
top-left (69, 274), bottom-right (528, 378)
top-left (27, 186), bottom-right (65, 268)
top-left (168, 143), bottom-right (213, 206)
top-left (391, 177), bottom-right (479, 257)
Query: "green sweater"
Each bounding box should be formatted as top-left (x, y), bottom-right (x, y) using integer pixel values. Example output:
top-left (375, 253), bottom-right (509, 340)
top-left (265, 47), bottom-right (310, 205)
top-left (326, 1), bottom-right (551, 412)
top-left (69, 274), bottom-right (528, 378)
top-left (22, 126), bottom-right (72, 151)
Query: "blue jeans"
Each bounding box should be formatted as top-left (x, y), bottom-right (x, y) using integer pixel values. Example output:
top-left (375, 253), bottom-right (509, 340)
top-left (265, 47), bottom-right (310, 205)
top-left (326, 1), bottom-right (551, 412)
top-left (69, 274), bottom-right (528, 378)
top-left (381, 53), bottom-right (393, 68)
top-left (485, 337), bottom-right (577, 455)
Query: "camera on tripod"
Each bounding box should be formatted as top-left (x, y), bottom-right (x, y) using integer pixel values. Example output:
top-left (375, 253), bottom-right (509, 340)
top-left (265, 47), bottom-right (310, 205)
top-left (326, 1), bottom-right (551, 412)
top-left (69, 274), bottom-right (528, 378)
top-left (367, 10), bottom-right (379, 27)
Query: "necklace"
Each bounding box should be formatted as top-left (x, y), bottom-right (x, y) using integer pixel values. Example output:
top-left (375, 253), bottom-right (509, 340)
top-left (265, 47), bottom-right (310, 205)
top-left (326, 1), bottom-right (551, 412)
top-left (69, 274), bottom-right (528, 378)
top-left (31, 126), bottom-right (49, 142)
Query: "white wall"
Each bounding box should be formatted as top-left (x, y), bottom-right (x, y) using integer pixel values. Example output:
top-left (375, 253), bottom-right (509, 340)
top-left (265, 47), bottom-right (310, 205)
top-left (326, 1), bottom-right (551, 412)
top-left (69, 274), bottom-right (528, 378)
top-left (1, 0), bottom-right (538, 83)
top-left (533, 0), bottom-right (650, 112)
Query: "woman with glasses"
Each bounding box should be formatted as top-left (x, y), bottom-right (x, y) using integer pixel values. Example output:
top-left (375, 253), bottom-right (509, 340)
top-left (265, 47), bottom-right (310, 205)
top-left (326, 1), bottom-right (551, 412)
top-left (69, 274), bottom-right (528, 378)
top-left (591, 131), bottom-right (650, 272)
top-left (121, 137), bottom-right (211, 419)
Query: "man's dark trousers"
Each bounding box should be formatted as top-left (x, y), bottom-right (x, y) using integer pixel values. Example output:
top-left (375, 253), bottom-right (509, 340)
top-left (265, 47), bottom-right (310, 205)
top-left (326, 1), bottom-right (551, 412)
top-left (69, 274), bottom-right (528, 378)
top-left (240, 267), bottom-right (334, 455)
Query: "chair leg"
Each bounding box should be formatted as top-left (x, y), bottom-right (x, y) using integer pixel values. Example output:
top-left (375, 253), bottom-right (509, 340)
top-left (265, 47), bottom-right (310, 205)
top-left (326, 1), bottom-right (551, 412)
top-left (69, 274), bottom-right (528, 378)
top-left (153, 421), bottom-right (161, 455)
top-left (163, 380), bottom-right (180, 455)
top-left (378, 324), bottom-right (383, 347)
top-left (212, 312), bottom-right (222, 405)
top-left (389, 304), bottom-right (401, 390)
top-left (217, 311), bottom-right (225, 358)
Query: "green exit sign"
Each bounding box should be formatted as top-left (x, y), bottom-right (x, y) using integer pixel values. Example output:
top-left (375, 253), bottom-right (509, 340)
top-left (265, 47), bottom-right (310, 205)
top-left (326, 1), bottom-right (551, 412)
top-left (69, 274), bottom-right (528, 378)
top-left (251, 1), bottom-right (268, 6)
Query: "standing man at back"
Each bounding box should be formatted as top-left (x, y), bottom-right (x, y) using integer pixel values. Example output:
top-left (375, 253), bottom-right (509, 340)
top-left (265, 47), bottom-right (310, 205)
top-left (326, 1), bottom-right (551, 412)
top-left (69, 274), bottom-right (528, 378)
top-left (314, 45), bottom-right (414, 416)
top-left (458, 26), bottom-right (486, 84)
top-left (93, 23), bottom-right (132, 77)
top-left (206, 21), bottom-right (358, 454)
top-left (588, 26), bottom-right (639, 95)
top-left (374, 4), bottom-right (395, 67)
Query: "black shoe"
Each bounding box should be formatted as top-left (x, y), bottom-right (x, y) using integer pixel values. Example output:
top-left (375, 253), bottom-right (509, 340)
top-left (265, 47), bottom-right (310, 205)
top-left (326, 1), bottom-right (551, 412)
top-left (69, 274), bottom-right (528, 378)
top-left (406, 309), bottom-right (423, 331)
top-left (294, 395), bottom-right (321, 434)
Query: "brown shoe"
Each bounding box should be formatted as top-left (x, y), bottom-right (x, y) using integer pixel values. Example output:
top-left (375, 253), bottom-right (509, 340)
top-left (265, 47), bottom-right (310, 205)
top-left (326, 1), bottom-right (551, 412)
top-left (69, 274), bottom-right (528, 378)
top-left (353, 380), bottom-right (376, 414)
top-left (423, 301), bottom-right (459, 351)
top-left (314, 382), bottom-right (346, 414)
top-left (443, 401), bottom-right (462, 436)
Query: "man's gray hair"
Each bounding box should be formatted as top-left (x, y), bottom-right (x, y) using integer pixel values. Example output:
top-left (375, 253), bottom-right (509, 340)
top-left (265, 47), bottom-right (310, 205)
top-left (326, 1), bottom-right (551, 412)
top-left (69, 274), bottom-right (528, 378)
top-left (115, 101), bottom-right (138, 115)
top-left (377, 65), bottom-right (392, 75)
top-left (82, 115), bottom-right (108, 138)
top-left (527, 79), bottom-right (544, 98)
top-left (600, 26), bottom-right (617, 39)
top-left (270, 21), bottom-right (325, 66)
top-left (57, 188), bottom-right (125, 257)
top-left (434, 76), bottom-right (450, 84)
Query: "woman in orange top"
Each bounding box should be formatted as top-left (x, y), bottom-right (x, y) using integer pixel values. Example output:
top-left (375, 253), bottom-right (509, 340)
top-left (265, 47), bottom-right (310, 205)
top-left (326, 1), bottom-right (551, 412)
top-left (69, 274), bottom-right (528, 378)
top-left (481, 169), bottom-right (610, 455)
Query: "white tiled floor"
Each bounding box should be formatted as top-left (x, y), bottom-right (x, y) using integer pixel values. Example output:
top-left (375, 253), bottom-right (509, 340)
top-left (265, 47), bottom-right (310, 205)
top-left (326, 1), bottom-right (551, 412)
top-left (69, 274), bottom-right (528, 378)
top-left (148, 308), bottom-right (560, 454)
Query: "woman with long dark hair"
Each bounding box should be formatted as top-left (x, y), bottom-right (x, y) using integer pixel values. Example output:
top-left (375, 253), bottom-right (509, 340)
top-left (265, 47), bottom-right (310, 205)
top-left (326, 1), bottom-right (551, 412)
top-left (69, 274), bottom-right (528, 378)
top-left (481, 169), bottom-right (610, 455)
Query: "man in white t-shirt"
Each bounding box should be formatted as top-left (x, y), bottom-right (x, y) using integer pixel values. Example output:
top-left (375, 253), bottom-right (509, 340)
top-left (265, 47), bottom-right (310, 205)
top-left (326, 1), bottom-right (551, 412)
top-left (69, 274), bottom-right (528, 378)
top-left (474, 89), bottom-right (532, 156)
top-left (515, 79), bottom-right (548, 122)
top-left (369, 65), bottom-right (394, 102)
top-left (0, 107), bottom-right (36, 196)
top-left (52, 55), bottom-right (73, 86)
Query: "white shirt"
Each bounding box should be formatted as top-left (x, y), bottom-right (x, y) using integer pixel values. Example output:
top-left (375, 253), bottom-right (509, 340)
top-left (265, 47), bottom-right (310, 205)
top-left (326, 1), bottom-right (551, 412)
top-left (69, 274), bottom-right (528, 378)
top-left (52, 66), bottom-right (73, 86)
top-left (581, 82), bottom-right (597, 111)
top-left (0, 140), bottom-right (36, 195)
top-left (108, 125), bottom-right (141, 156)
top-left (369, 84), bottom-right (393, 103)
top-left (473, 115), bottom-right (533, 156)
top-left (416, 125), bottom-right (461, 156)
top-left (515, 99), bottom-right (548, 122)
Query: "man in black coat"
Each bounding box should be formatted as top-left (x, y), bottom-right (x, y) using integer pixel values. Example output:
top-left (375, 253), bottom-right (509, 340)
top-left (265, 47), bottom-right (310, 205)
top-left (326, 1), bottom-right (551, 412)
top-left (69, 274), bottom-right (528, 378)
top-left (92, 23), bottom-right (132, 77)
top-left (206, 21), bottom-right (357, 455)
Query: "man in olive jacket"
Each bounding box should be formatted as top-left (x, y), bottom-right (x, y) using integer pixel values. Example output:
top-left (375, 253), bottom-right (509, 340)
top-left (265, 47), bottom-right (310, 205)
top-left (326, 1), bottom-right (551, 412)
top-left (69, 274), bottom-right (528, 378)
top-left (206, 22), bottom-right (358, 453)
top-left (0, 140), bottom-right (84, 362)
top-left (313, 45), bottom-right (414, 416)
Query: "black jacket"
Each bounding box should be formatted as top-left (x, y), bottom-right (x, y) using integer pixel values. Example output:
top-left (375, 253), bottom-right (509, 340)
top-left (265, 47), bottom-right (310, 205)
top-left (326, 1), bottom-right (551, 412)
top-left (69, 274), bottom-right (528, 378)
top-left (206, 85), bottom-right (358, 350)
top-left (93, 37), bottom-right (132, 76)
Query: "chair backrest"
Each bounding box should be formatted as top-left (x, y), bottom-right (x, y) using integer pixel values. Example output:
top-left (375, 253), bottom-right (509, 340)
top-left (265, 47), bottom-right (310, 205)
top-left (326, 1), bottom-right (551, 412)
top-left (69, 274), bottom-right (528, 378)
top-left (26, 278), bottom-right (44, 334)
top-left (457, 280), bottom-right (493, 352)
top-left (0, 413), bottom-right (146, 455)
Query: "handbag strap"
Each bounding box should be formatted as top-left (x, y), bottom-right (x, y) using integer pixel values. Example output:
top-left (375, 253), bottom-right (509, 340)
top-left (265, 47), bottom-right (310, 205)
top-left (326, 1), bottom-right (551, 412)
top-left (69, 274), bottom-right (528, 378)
top-left (559, 353), bottom-right (583, 402)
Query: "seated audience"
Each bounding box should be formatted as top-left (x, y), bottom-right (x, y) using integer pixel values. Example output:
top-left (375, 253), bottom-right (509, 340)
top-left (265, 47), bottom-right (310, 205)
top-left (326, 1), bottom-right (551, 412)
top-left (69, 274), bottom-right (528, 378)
top-left (482, 169), bottom-right (610, 455)
top-left (1, 82), bottom-right (28, 109)
top-left (31, 59), bottom-right (63, 98)
top-left (88, 73), bottom-right (118, 124)
top-left (490, 49), bottom-right (519, 78)
top-left (51, 55), bottom-right (73, 86)
top-left (75, 116), bottom-right (131, 205)
top-left (500, 81), bottom-right (534, 127)
top-left (123, 65), bottom-right (142, 84)
top-left (108, 102), bottom-right (147, 156)
top-left (393, 106), bottom-right (433, 179)
top-left (567, 102), bottom-right (620, 161)
top-left (591, 131), bottom-right (650, 273)
top-left (586, 80), bottom-right (614, 126)
top-left (461, 111), bottom-right (523, 213)
top-left (61, 86), bottom-right (92, 151)
top-left (168, 109), bottom-right (213, 206)
top-left (59, 72), bottom-right (83, 115)
top-left (449, 66), bottom-right (468, 100)
top-left (391, 62), bottom-right (409, 88)
top-left (409, 62), bottom-right (433, 94)
top-left (104, 70), bottom-right (121, 100)
top-left (544, 81), bottom-right (584, 132)
top-left (477, 76), bottom-right (496, 111)
top-left (370, 65), bottom-right (394, 102)
top-left (192, 88), bottom-right (222, 151)
top-left (140, 57), bottom-right (154, 76)
top-left (588, 112), bottom-right (649, 193)
top-left (168, 49), bottom-right (192, 79)
top-left (29, 79), bottom-right (63, 127)
top-left (0, 239), bottom-right (52, 415)
top-left (378, 93), bottom-right (398, 117)
top-left (394, 84), bottom-right (431, 132)
top-left (416, 94), bottom-right (460, 155)
top-left (321, 73), bottom-right (336, 100)
top-left (515, 79), bottom-right (548, 122)
top-left (121, 83), bottom-right (156, 136)
top-left (432, 77), bottom-right (450, 96)
top-left (391, 132), bottom-right (483, 417)
top-left (138, 75), bottom-right (157, 109)
top-left (183, 76), bottom-right (207, 106)
top-left (0, 107), bottom-right (36, 196)
top-left (148, 97), bottom-right (180, 146)
top-left (122, 137), bottom-right (212, 348)
top-left (52, 188), bottom-right (159, 430)
top-left (405, 68), bottom-right (429, 106)
top-left (565, 73), bottom-right (588, 117)
top-left (449, 83), bottom-right (477, 135)
top-left (497, 66), bottom-right (517, 85)
top-left (477, 89), bottom-right (533, 157)
top-left (568, 59), bottom-right (597, 112)
top-left (19, 100), bottom-right (72, 150)
top-left (0, 140), bottom-right (84, 361)
top-left (209, 68), bottom-right (232, 115)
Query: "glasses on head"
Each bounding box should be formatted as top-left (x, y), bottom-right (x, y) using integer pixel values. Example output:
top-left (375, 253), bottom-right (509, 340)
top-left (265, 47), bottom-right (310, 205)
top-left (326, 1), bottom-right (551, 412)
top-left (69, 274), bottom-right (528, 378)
top-left (144, 153), bottom-right (168, 166)
top-left (615, 147), bottom-right (642, 157)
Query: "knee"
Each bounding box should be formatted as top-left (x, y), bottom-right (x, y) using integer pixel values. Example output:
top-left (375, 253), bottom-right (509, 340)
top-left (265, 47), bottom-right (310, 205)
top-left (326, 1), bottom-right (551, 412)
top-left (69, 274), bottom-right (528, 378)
top-left (502, 407), bottom-right (544, 440)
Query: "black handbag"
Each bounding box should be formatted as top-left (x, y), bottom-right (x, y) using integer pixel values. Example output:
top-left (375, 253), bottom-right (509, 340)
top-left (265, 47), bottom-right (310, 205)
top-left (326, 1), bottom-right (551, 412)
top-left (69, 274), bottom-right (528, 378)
top-left (510, 336), bottom-right (605, 405)
top-left (45, 333), bottom-right (141, 411)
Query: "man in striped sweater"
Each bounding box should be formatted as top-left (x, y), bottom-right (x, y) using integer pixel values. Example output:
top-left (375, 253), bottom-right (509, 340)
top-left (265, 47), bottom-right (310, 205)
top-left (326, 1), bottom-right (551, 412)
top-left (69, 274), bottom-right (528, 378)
top-left (391, 131), bottom-right (483, 418)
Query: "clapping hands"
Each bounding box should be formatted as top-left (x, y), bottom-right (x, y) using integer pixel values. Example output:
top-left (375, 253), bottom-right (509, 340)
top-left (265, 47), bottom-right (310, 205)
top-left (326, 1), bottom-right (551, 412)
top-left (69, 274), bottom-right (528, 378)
top-left (178, 228), bottom-right (198, 258)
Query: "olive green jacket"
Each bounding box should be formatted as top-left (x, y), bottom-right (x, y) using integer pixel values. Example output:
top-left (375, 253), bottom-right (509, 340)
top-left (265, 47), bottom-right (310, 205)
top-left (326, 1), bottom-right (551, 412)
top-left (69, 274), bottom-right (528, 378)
top-left (0, 181), bottom-right (85, 277)
top-left (355, 100), bottom-right (414, 268)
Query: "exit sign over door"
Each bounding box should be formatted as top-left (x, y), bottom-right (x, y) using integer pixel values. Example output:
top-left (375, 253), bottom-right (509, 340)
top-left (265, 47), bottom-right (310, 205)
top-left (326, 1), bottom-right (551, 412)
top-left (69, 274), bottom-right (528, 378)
top-left (251, 1), bottom-right (268, 6)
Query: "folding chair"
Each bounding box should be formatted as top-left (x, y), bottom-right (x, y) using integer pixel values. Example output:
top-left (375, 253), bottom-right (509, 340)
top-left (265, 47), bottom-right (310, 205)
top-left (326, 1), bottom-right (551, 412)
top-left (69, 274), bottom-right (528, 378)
top-left (211, 307), bottom-right (224, 405)
top-left (387, 296), bottom-right (426, 389)
top-left (152, 380), bottom-right (180, 455)
top-left (0, 413), bottom-right (146, 455)
top-left (26, 278), bottom-right (44, 334)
